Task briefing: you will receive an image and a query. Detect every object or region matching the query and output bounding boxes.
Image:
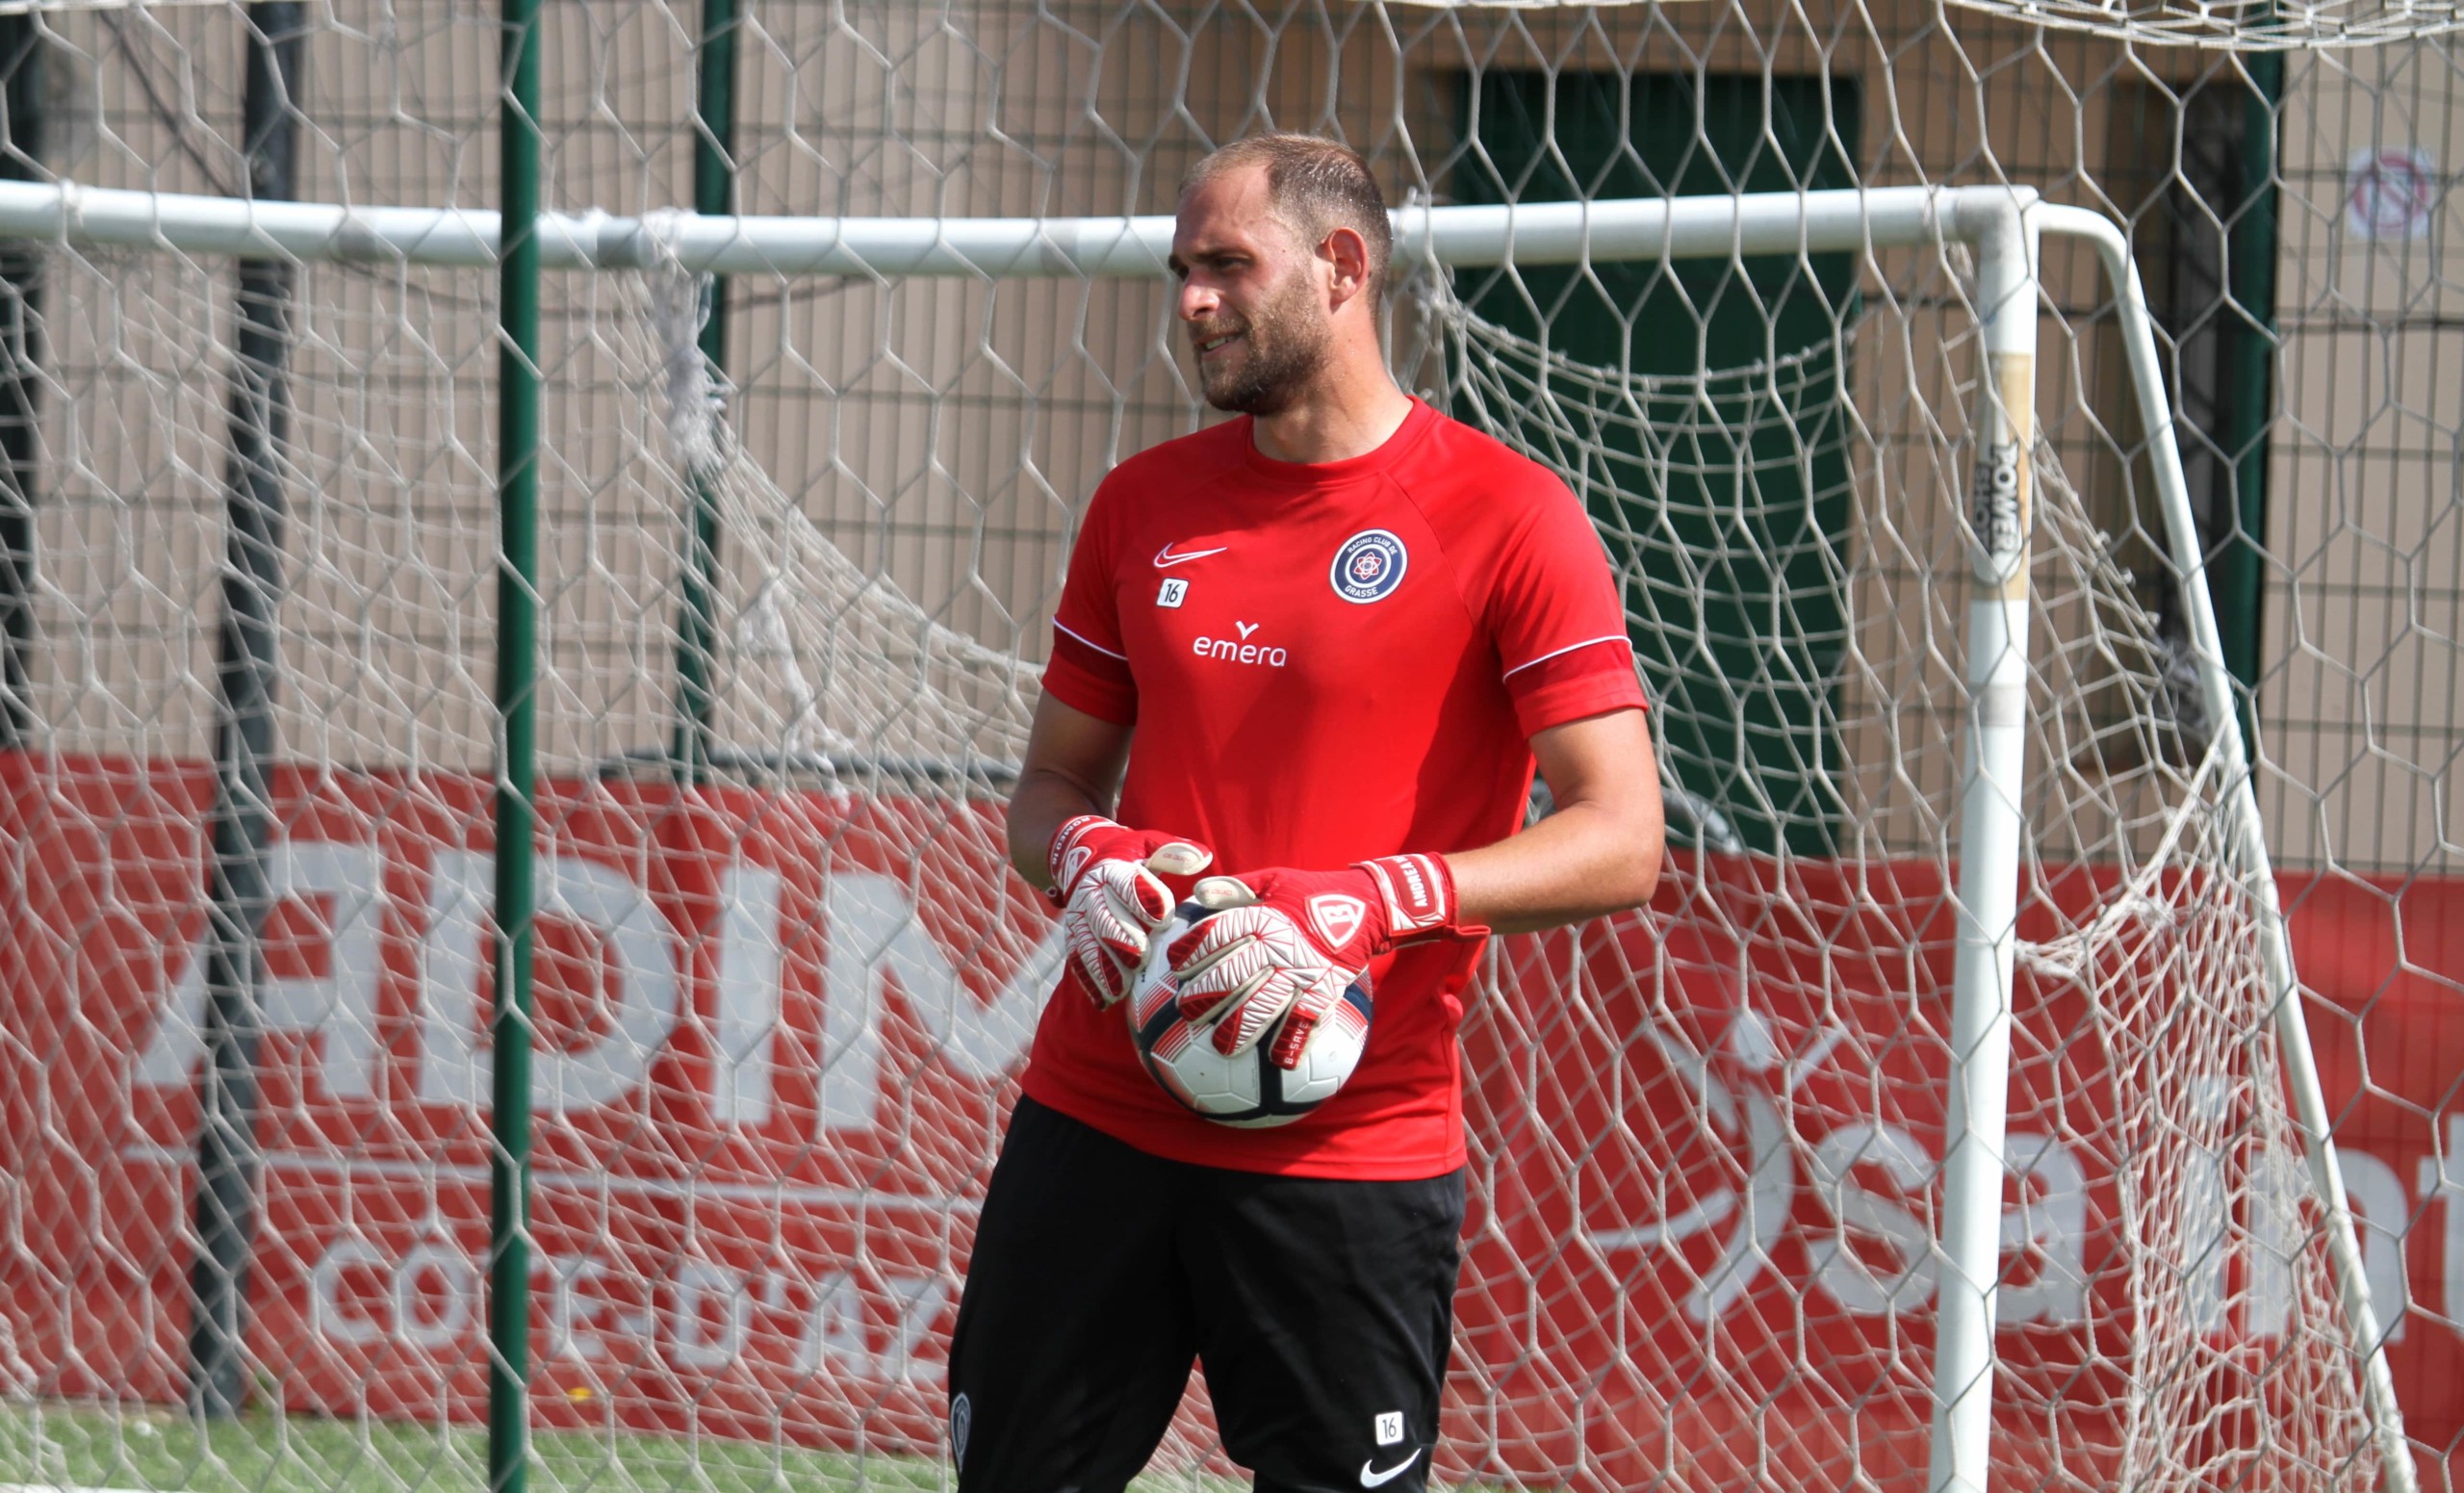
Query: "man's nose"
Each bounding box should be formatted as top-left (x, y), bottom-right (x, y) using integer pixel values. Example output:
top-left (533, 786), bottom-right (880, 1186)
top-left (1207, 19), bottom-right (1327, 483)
top-left (1178, 280), bottom-right (1219, 322)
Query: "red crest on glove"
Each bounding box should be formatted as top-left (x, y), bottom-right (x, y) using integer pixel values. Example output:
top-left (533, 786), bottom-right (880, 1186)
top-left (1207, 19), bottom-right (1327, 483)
top-left (1306, 893), bottom-right (1367, 948)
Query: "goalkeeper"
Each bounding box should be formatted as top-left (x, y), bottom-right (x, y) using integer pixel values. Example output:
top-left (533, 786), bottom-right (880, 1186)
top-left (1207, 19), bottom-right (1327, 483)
top-left (947, 133), bottom-right (1664, 1493)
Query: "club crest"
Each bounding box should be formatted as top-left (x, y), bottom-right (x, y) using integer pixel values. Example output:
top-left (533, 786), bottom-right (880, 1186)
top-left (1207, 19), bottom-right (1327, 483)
top-left (1330, 528), bottom-right (1408, 604)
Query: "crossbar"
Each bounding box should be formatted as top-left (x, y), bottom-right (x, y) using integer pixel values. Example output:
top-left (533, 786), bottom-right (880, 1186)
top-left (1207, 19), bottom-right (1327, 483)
top-left (0, 179), bottom-right (2001, 273)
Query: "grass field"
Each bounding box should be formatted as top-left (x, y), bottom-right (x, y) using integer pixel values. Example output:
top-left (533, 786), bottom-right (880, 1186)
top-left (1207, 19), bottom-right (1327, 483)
top-left (0, 1403), bottom-right (1249, 1493)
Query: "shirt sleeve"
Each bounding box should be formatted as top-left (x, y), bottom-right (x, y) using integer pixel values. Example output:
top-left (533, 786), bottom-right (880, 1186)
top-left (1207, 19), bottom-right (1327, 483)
top-left (1486, 474), bottom-right (1649, 738)
top-left (1040, 478), bottom-right (1139, 725)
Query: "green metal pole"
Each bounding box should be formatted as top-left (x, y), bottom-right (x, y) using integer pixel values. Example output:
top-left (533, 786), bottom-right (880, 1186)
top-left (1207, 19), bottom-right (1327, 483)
top-left (2220, 48), bottom-right (2284, 749)
top-left (189, 0), bottom-right (302, 1420)
top-left (488, 0), bottom-right (541, 1490)
top-left (669, 0), bottom-right (736, 783)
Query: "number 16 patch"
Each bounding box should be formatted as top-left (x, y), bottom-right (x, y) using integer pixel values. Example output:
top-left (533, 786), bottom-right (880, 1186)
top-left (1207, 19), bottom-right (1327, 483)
top-left (1158, 578), bottom-right (1190, 607)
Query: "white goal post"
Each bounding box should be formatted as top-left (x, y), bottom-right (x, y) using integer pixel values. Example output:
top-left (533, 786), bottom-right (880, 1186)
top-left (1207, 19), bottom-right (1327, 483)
top-left (0, 174), bottom-right (2413, 1492)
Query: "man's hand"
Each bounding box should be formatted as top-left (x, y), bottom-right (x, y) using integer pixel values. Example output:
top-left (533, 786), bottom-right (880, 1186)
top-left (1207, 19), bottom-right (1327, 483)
top-left (1047, 814), bottom-right (1213, 1007)
top-left (1168, 854), bottom-right (1474, 1068)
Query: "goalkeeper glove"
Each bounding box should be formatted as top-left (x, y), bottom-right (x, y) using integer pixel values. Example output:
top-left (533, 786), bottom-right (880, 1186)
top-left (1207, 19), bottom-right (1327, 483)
top-left (1168, 853), bottom-right (1477, 1068)
top-left (1046, 813), bottom-right (1213, 1007)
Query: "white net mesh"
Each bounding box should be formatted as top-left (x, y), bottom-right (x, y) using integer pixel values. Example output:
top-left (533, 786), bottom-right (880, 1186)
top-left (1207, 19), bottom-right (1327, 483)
top-left (1389, 0), bottom-right (2464, 52)
top-left (631, 240), bottom-right (1037, 782)
top-left (1442, 287), bottom-right (2375, 1487)
top-left (1, 4), bottom-right (2456, 1493)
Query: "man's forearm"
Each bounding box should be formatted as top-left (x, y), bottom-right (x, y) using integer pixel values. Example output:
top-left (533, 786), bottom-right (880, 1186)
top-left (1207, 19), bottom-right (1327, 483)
top-left (1006, 694), bottom-right (1139, 890)
top-left (1435, 708), bottom-right (1663, 937)
top-left (1445, 795), bottom-right (1663, 937)
top-left (1007, 770), bottom-right (1112, 890)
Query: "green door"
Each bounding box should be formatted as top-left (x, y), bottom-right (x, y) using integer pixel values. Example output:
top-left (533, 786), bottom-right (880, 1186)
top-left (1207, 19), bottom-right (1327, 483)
top-left (1453, 72), bottom-right (1861, 858)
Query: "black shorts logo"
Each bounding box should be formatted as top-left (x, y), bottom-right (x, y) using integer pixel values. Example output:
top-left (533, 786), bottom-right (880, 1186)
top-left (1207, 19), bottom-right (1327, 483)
top-left (950, 1391), bottom-right (972, 1470)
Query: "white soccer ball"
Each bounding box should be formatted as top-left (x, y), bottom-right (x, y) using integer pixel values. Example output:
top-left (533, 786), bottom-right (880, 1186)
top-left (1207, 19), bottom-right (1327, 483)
top-left (1126, 901), bottom-right (1373, 1128)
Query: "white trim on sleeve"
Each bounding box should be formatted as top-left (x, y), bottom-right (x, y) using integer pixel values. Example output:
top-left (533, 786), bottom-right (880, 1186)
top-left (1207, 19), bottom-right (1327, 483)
top-left (1501, 633), bottom-right (1632, 681)
top-left (1053, 619), bottom-right (1130, 662)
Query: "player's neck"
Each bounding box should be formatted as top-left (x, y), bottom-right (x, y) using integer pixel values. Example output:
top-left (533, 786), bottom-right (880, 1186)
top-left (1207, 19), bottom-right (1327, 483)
top-left (1248, 356), bottom-right (1416, 466)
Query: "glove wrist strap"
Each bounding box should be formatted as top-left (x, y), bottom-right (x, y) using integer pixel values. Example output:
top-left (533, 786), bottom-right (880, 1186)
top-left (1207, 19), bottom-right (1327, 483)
top-left (1047, 812), bottom-right (1116, 885)
top-left (1355, 852), bottom-right (1466, 942)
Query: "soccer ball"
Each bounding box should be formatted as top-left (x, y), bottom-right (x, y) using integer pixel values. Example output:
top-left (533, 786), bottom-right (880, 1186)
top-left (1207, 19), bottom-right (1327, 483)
top-left (1126, 901), bottom-right (1373, 1128)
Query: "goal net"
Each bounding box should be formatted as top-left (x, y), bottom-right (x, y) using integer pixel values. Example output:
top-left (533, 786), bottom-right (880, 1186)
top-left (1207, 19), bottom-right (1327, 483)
top-left (1, 4), bottom-right (2451, 1493)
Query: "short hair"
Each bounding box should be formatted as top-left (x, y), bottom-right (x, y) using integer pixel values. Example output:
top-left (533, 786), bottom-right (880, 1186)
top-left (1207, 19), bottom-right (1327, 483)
top-left (1181, 134), bottom-right (1393, 299)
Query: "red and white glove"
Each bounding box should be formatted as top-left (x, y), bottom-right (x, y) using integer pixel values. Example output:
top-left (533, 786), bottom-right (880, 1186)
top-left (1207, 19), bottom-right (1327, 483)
top-left (1046, 813), bottom-right (1213, 1007)
top-left (1168, 852), bottom-right (1477, 1068)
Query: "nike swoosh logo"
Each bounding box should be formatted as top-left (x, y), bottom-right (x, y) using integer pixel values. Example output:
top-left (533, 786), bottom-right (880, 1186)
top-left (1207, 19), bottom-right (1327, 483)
top-left (1154, 543), bottom-right (1227, 568)
top-left (1359, 1451), bottom-right (1421, 1487)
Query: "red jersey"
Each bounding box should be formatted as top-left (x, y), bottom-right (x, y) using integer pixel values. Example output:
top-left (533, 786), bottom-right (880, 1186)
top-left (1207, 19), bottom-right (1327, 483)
top-left (1023, 399), bottom-right (1647, 1179)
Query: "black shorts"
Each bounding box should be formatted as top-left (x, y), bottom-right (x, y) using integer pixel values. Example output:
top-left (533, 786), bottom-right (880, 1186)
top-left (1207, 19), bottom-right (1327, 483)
top-left (945, 1096), bottom-right (1465, 1493)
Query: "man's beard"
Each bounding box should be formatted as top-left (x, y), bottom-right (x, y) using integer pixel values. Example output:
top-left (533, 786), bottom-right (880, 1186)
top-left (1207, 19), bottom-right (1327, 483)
top-left (1193, 270), bottom-right (1330, 416)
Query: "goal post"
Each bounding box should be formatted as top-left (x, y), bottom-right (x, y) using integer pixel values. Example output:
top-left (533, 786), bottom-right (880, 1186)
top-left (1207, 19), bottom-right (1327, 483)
top-left (1935, 189), bottom-right (2040, 1493)
top-left (0, 161), bottom-right (2414, 1490)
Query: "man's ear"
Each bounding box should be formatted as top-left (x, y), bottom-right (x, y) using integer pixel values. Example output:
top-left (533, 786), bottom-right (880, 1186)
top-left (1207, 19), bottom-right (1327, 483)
top-left (1320, 224), bottom-right (1373, 311)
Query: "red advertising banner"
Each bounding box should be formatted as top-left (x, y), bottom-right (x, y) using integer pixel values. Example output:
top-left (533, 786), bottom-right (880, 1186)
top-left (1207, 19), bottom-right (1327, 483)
top-left (0, 752), bottom-right (1043, 1454)
top-left (3, 749), bottom-right (2457, 1488)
